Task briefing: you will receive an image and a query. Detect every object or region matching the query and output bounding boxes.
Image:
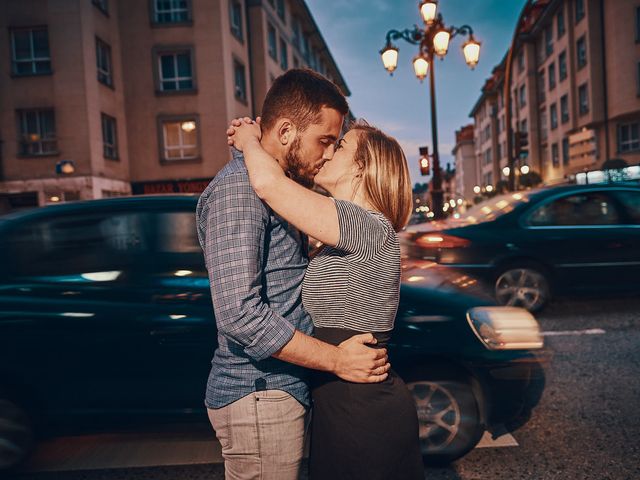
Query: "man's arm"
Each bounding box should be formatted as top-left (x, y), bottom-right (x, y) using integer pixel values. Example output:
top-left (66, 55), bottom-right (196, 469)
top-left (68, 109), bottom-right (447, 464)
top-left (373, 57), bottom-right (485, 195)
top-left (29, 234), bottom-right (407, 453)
top-left (200, 174), bottom-right (389, 382)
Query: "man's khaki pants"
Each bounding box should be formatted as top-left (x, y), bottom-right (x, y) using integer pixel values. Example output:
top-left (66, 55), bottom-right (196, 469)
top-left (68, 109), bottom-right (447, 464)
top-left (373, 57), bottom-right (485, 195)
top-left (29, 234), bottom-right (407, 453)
top-left (208, 390), bottom-right (307, 480)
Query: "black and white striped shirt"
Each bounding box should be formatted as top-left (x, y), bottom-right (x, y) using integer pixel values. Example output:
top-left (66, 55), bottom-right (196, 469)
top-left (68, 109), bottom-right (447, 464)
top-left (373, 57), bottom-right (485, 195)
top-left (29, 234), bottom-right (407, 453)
top-left (302, 199), bottom-right (401, 332)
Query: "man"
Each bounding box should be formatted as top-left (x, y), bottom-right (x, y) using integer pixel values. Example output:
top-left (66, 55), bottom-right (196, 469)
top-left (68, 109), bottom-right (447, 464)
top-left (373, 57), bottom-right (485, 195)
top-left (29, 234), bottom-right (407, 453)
top-left (196, 69), bottom-right (390, 480)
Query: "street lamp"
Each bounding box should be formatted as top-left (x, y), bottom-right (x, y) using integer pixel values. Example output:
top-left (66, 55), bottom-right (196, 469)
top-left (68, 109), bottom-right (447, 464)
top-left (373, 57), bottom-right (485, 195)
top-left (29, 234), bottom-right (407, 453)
top-left (380, 3), bottom-right (481, 219)
top-left (420, 1), bottom-right (438, 24)
top-left (412, 55), bottom-right (430, 81)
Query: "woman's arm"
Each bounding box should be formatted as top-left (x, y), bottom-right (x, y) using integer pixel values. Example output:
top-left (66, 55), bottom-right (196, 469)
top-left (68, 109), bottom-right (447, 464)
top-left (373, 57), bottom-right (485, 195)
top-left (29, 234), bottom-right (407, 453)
top-left (230, 121), bottom-right (341, 248)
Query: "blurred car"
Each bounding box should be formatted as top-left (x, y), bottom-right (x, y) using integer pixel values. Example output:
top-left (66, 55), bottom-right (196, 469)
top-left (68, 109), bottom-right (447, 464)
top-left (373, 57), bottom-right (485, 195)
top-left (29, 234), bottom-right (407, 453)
top-left (0, 195), bottom-right (546, 470)
top-left (402, 184), bottom-right (640, 312)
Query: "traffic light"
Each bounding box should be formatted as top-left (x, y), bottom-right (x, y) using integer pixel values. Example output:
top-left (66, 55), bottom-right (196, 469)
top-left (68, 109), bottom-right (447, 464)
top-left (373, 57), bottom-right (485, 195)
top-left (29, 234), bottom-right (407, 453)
top-left (515, 131), bottom-right (529, 159)
top-left (419, 146), bottom-right (430, 176)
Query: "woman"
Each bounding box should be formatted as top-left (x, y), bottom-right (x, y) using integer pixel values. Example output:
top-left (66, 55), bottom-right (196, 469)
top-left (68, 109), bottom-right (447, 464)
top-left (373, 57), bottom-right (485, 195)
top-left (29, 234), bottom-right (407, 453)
top-left (228, 118), bottom-right (424, 480)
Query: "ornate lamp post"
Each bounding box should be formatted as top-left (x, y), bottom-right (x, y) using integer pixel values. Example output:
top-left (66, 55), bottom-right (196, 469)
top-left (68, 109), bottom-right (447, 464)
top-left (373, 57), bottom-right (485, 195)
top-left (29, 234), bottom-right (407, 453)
top-left (380, 0), bottom-right (480, 219)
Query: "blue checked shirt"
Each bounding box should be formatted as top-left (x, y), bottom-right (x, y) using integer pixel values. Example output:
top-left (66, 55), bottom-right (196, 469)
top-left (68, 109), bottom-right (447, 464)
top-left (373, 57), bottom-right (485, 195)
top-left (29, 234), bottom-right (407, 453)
top-left (196, 151), bottom-right (313, 409)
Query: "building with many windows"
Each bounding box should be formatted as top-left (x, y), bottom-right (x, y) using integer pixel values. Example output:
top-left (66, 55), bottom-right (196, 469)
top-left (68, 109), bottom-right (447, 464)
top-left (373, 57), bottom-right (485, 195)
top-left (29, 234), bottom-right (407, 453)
top-left (464, 0), bottom-right (640, 190)
top-left (0, 0), bottom-right (349, 212)
top-left (452, 124), bottom-right (477, 203)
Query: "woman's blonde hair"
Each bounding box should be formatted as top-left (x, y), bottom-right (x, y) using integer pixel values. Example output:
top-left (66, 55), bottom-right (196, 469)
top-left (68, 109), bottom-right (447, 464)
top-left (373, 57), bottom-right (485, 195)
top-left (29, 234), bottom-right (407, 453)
top-left (350, 120), bottom-right (413, 232)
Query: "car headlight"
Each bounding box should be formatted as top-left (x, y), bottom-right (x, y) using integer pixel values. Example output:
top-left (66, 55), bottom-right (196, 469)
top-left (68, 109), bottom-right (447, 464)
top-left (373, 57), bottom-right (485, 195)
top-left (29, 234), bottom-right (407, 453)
top-left (466, 307), bottom-right (543, 350)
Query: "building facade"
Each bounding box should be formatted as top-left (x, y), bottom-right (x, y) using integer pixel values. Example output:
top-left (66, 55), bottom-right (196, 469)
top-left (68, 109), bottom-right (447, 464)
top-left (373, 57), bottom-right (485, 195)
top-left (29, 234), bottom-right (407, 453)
top-left (452, 124), bottom-right (477, 202)
top-left (465, 0), bottom-right (640, 191)
top-left (0, 0), bottom-right (349, 213)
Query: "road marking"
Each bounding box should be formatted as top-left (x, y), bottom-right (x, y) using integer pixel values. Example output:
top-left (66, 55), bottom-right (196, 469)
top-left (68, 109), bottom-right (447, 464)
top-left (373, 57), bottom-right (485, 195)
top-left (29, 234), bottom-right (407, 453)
top-left (476, 431), bottom-right (519, 448)
top-left (541, 328), bottom-right (606, 337)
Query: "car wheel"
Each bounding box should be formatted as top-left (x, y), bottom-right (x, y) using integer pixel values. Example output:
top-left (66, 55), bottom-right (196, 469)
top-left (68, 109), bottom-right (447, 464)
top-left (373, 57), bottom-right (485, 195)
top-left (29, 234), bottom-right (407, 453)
top-left (406, 379), bottom-right (483, 466)
top-left (0, 398), bottom-right (34, 471)
top-left (495, 266), bottom-right (550, 312)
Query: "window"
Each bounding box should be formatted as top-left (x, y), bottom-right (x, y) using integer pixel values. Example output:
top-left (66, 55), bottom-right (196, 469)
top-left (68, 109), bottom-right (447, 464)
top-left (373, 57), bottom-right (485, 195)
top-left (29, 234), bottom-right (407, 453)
top-left (557, 7), bottom-right (565, 38)
top-left (550, 103), bottom-right (558, 130)
top-left (230, 0), bottom-right (243, 41)
top-left (519, 85), bottom-right (526, 107)
top-left (293, 56), bottom-right (300, 68)
top-left (279, 37), bottom-right (288, 70)
top-left (17, 109), bottom-right (57, 156)
top-left (92, 0), bottom-right (108, 14)
top-left (159, 116), bottom-right (199, 161)
top-left (577, 36), bottom-right (587, 69)
top-left (636, 7), bottom-right (640, 42)
top-left (10, 28), bottom-right (51, 75)
top-left (614, 191), bottom-right (640, 224)
top-left (529, 193), bottom-right (620, 227)
top-left (560, 94), bottom-right (569, 124)
top-left (267, 23), bottom-right (277, 61)
top-left (152, 0), bottom-right (191, 24)
top-left (617, 123), bottom-right (640, 153)
top-left (484, 148), bottom-right (492, 166)
top-left (301, 35), bottom-right (310, 63)
top-left (578, 83), bottom-right (589, 115)
top-left (520, 119), bottom-right (528, 134)
top-left (5, 212), bottom-right (154, 278)
top-left (497, 143), bottom-right (502, 159)
top-left (538, 70), bottom-right (545, 103)
top-left (559, 50), bottom-right (567, 80)
top-left (548, 62), bottom-right (556, 90)
top-left (156, 49), bottom-right (194, 92)
top-left (562, 137), bottom-right (569, 165)
top-left (276, 0), bottom-right (285, 22)
top-left (551, 143), bottom-right (559, 167)
top-left (101, 113), bottom-right (118, 159)
top-left (292, 16), bottom-right (301, 50)
top-left (638, 62), bottom-right (640, 96)
top-left (95, 37), bottom-right (113, 87)
top-left (517, 50), bottom-right (525, 73)
top-left (545, 25), bottom-right (553, 56)
top-left (234, 59), bottom-right (247, 102)
top-left (575, 0), bottom-right (585, 23)
top-left (541, 109), bottom-right (548, 141)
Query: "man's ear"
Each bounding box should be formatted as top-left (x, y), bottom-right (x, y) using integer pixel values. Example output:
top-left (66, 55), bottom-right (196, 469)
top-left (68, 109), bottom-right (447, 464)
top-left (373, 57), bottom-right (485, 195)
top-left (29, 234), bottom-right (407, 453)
top-left (276, 118), bottom-right (297, 146)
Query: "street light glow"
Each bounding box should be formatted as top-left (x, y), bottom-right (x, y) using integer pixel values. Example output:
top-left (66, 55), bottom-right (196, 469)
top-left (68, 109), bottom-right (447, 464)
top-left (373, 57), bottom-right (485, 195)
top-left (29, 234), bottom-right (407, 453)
top-left (521, 165), bottom-right (530, 174)
top-left (503, 166), bottom-right (511, 176)
top-left (419, 1), bottom-right (438, 24)
top-left (381, 45), bottom-right (399, 73)
top-left (463, 37), bottom-right (481, 68)
top-left (486, 185), bottom-right (494, 193)
top-left (433, 29), bottom-right (451, 57)
top-left (413, 55), bottom-right (430, 81)
top-left (473, 185), bottom-right (481, 194)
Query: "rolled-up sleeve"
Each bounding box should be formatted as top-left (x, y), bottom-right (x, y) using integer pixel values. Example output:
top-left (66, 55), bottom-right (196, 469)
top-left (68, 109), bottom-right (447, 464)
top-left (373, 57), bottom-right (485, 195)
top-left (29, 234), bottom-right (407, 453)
top-left (199, 173), bottom-right (295, 360)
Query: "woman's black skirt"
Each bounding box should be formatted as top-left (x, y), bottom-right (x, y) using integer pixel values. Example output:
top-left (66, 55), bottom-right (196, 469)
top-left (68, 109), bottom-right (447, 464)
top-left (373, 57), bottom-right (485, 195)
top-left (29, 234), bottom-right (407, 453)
top-left (309, 327), bottom-right (424, 480)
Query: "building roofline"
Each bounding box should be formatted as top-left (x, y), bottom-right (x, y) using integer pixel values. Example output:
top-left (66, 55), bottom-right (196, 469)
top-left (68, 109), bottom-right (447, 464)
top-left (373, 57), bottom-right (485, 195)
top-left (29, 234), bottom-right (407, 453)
top-left (295, 0), bottom-right (351, 96)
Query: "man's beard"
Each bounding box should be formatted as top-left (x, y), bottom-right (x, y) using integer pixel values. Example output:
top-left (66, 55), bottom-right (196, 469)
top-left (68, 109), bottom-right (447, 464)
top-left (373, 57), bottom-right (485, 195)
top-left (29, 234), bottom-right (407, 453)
top-left (284, 136), bottom-right (314, 189)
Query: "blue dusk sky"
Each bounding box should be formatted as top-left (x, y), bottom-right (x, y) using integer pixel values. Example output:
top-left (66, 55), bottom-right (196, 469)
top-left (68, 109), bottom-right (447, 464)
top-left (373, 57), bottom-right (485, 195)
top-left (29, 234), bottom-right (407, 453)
top-left (306, 0), bottom-right (527, 185)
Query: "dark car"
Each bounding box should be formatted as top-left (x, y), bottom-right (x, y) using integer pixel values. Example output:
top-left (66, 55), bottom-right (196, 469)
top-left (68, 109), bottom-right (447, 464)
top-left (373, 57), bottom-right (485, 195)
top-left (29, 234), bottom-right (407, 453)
top-left (403, 184), bottom-right (640, 312)
top-left (0, 195), bottom-right (546, 470)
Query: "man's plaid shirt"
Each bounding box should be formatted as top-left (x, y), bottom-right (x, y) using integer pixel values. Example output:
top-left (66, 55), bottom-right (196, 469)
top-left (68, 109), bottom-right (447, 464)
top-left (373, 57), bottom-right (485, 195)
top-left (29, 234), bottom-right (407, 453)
top-left (196, 151), bottom-right (313, 409)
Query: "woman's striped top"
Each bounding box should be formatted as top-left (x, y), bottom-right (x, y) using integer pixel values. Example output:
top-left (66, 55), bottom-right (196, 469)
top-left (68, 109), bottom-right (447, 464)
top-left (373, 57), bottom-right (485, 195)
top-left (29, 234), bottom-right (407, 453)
top-left (301, 198), bottom-right (401, 332)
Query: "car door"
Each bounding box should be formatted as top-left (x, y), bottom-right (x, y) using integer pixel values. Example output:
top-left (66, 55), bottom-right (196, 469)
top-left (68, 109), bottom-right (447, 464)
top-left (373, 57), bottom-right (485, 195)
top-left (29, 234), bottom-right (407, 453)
top-left (130, 207), bottom-right (217, 412)
top-left (521, 190), bottom-right (630, 292)
top-left (0, 208), bottom-right (166, 418)
top-left (609, 188), bottom-right (640, 289)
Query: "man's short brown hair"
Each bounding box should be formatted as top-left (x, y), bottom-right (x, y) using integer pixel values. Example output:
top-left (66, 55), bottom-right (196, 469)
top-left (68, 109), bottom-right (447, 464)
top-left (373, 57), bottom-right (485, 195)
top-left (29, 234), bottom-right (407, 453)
top-left (260, 69), bottom-right (349, 132)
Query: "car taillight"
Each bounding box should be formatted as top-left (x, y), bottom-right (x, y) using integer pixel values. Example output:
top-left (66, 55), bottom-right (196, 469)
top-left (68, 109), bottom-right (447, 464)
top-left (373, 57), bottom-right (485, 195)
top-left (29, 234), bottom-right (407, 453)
top-left (415, 233), bottom-right (471, 249)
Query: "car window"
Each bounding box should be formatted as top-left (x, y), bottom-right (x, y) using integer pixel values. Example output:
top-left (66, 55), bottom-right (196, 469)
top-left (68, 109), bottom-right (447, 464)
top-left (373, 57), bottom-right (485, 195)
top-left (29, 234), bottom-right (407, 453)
top-left (155, 211), bottom-right (201, 253)
top-left (614, 190), bottom-right (640, 224)
top-left (528, 192), bottom-right (621, 227)
top-left (6, 211), bottom-right (152, 279)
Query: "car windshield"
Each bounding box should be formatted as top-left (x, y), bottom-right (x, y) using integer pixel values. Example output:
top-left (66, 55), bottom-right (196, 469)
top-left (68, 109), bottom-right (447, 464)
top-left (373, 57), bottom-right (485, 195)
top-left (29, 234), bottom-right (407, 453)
top-left (452, 191), bottom-right (535, 225)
